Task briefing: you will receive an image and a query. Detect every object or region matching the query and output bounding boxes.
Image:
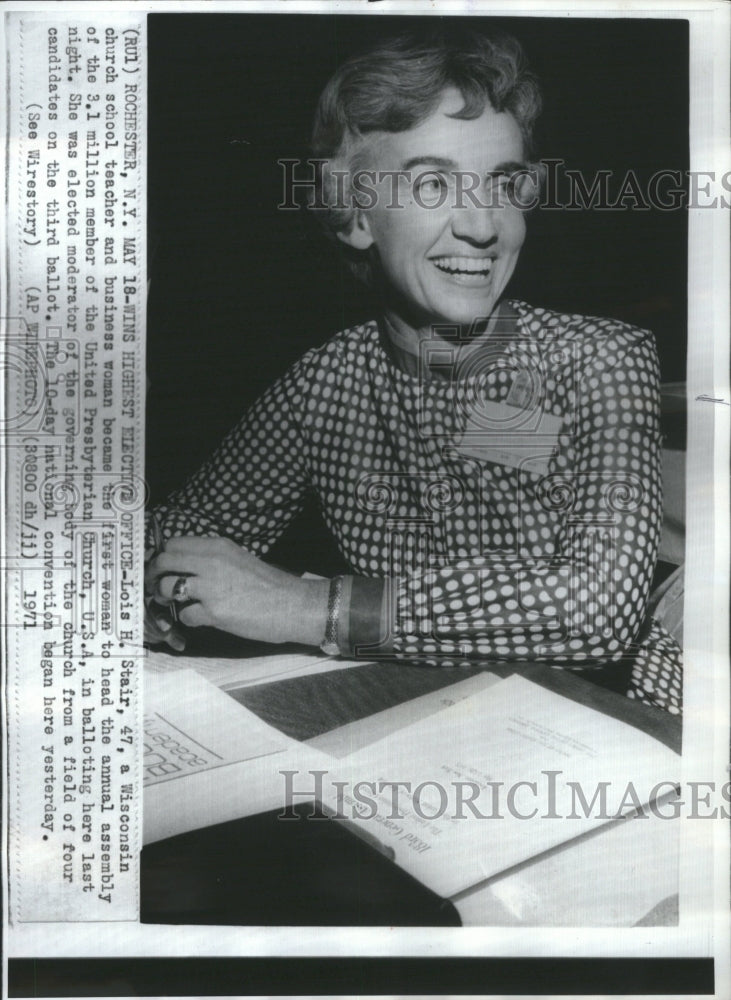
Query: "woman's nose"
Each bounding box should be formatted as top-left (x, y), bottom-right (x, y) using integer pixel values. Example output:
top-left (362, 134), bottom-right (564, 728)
top-left (449, 195), bottom-right (499, 245)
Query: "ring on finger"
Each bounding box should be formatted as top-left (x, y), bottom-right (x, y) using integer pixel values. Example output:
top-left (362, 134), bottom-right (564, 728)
top-left (172, 576), bottom-right (190, 603)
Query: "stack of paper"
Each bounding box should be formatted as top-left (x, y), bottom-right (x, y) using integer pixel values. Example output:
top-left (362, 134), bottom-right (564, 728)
top-left (316, 674), bottom-right (680, 898)
top-left (143, 659), bottom-right (679, 912)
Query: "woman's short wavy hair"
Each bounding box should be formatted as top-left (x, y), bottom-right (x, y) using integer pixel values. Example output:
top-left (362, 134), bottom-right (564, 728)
top-left (310, 28), bottom-right (543, 283)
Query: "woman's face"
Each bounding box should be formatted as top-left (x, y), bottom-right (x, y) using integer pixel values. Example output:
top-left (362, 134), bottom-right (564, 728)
top-left (340, 88), bottom-right (528, 333)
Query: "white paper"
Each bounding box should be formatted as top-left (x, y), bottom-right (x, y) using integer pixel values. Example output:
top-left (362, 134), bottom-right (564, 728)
top-left (145, 648), bottom-right (364, 691)
top-left (142, 668), bottom-right (333, 843)
top-left (142, 669), bottom-right (296, 786)
top-left (454, 803), bottom-right (679, 927)
top-left (309, 668), bottom-right (504, 758)
top-left (320, 675), bottom-right (680, 898)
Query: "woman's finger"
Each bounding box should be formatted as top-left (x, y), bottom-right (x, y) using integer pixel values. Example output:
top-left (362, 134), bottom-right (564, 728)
top-left (178, 602), bottom-right (207, 628)
top-left (163, 627), bottom-right (187, 652)
top-left (145, 549), bottom-right (206, 579)
top-left (144, 602), bottom-right (187, 651)
top-left (163, 535), bottom-right (240, 557)
top-left (154, 573), bottom-right (199, 604)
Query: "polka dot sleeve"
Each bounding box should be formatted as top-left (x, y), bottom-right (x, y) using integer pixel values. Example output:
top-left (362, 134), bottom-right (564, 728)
top-left (150, 352), bottom-right (316, 553)
top-left (390, 328), bottom-right (663, 668)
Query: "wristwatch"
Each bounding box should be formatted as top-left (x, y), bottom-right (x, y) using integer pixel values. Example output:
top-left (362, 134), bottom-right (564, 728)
top-left (320, 575), bottom-right (344, 656)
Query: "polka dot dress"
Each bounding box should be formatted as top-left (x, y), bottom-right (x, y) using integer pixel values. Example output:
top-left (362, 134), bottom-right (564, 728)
top-left (153, 300), bottom-right (683, 715)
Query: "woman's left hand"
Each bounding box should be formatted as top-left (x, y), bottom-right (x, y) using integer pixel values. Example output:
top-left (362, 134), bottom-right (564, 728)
top-left (144, 536), bottom-right (330, 646)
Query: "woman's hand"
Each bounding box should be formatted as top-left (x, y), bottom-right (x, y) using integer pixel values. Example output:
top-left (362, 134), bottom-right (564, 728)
top-left (144, 548), bottom-right (187, 651)
top-left (144, 597), bottom-right (187, 651)
top-left (144, 536), bottom-right (330, 646)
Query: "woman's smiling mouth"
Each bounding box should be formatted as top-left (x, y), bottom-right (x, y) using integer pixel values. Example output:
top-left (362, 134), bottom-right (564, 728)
top-left (431, 254), bottom-right (495, 283)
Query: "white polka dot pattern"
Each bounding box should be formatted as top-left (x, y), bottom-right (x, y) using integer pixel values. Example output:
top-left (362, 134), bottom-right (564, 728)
top-left (152, 300), bottom-right (682, 714)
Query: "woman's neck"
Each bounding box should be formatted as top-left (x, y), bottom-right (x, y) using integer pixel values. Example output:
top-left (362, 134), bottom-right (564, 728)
top-left (382, 303), bottom-right (505, 357)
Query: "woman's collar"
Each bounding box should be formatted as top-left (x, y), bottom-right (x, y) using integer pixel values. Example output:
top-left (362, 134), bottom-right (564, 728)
top-left (378, 301), bottom-right (520, 380)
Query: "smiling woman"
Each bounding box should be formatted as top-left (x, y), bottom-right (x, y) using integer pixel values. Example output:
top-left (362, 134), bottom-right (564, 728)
top-left (334, 91), bottom-right (528, 330)
top-left (145, 26), bottom-right (682, 716)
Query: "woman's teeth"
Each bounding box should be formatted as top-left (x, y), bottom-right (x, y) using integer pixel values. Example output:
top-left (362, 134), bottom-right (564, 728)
top-left (432, 256), bottom-right (493, 275)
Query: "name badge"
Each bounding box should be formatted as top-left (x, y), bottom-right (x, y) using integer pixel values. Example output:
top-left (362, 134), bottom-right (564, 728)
top-left (455, 396), bottom-right (563, 476)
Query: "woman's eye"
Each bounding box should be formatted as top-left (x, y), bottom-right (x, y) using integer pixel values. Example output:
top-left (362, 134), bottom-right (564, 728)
top-left (487, 172), bottom-right (540, 208)
top-left (486, 175), bottom-right (512, 202)
top-left (417, 177), bottom-right (444, 194)
top-left (413, 174), bottom-right (448, 204)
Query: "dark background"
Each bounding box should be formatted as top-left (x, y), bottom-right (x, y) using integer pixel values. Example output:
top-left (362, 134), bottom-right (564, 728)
top-left (146, 13), bottom-right (688, 572)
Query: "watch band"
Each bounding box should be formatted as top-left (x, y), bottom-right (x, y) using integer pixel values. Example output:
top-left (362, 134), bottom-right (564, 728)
top-left (320, 575), bottom-right (344, 656)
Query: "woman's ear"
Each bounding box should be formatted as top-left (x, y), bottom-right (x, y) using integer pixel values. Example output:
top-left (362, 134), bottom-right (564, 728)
top-left (336, 210), bottom-right (374, 251)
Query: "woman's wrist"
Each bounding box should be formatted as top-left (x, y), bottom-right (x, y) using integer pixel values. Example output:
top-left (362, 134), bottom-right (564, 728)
top-left (287, 575), bottom-right (384, 654)
top-left (288, 577), bottom-right (331, 647)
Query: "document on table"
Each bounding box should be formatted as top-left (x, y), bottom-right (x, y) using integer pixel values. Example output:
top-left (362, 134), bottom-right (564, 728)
top-left (308, 669), bottom-right (504, 759)
top-left (145, 648), bottom-right (363, 691)
top-left (143, 669), bottom-right (332, 844)
top-left (317, 674), bottom-right (680, 899)
top-left (454, 804), bottom-right (679, 927)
